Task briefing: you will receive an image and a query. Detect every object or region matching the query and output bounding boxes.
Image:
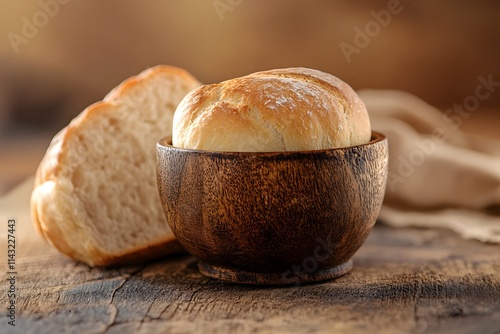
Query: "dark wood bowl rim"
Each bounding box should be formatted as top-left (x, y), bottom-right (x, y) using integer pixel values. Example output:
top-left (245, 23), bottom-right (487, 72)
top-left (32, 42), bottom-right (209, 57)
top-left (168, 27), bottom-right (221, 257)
top-left (157, 131), bottom-right (386, 156)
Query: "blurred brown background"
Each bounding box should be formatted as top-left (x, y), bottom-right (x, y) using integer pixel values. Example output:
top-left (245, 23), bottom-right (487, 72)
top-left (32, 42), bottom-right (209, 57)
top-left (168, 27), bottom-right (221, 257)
top-left (0, 0), bottom-right (499, 194)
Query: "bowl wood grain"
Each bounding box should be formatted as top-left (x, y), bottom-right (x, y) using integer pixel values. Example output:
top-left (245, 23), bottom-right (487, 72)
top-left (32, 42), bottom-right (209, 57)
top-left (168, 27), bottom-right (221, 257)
top-left (157, 131), bottom-right (388, 285)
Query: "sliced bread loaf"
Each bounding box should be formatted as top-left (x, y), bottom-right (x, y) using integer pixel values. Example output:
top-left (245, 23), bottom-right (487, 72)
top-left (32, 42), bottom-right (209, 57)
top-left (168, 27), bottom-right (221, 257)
top-left (31, 65), bottom-right (201, 266)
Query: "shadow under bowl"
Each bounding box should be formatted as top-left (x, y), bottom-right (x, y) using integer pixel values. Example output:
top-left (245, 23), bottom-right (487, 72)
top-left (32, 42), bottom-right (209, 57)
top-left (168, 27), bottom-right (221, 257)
top-left (157, 132), bottom-right (388, 285)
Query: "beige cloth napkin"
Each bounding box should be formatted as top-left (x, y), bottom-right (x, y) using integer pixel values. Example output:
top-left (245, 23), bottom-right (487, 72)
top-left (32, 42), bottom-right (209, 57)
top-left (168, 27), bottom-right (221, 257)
top-left (358, 90), bottom-right (500, 243)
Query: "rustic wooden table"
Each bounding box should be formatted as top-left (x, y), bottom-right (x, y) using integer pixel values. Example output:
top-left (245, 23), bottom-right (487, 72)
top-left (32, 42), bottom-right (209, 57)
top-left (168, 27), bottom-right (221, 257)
top-left (0, 178), bottom-right (499, 334)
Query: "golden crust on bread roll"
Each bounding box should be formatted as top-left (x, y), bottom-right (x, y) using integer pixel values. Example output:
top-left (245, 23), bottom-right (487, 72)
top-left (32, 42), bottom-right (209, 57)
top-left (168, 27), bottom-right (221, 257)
top-left (172, 67), bottom-right (371, 152)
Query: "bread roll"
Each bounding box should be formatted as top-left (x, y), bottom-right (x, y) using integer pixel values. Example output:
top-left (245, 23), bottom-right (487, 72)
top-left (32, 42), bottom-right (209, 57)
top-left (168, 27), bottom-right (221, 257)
top-left (31, 65), bottom-right (201, 266)
top-left (172, 67), bottom-right (371, 151)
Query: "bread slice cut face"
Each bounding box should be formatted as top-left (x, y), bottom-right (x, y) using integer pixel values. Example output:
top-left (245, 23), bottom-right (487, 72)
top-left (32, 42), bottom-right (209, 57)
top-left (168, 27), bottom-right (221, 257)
top-left (31, 66), bottom-right (201, 266)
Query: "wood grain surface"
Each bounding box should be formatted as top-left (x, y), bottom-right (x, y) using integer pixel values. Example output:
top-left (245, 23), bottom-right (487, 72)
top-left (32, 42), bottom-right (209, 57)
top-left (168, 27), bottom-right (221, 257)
top-left (1, 179), bottom-right (499, 334)
top-left (156, 132), bottom-right (387, 284)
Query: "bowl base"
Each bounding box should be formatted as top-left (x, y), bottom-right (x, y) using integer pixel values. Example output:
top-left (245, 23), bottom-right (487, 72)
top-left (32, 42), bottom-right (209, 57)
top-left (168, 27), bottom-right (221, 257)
top-left (197, 260), bottom-right (353, 285)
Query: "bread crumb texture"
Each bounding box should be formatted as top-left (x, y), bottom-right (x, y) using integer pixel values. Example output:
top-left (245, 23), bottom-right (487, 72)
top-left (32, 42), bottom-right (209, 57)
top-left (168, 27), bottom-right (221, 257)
top-left (31, 65), bottom-right (200, 266)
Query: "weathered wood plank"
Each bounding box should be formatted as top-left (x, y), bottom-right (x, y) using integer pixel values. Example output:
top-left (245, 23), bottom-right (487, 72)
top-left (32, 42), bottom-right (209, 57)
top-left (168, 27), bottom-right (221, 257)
top-left (1, 225), bottom-right (499, 334)
top-left (0, 179), bottom-right (499, 333)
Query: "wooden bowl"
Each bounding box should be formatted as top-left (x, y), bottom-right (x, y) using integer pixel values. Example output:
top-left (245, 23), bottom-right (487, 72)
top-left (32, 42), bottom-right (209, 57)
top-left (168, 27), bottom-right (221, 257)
top-left (157, 131), bottom-right (388, 285)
